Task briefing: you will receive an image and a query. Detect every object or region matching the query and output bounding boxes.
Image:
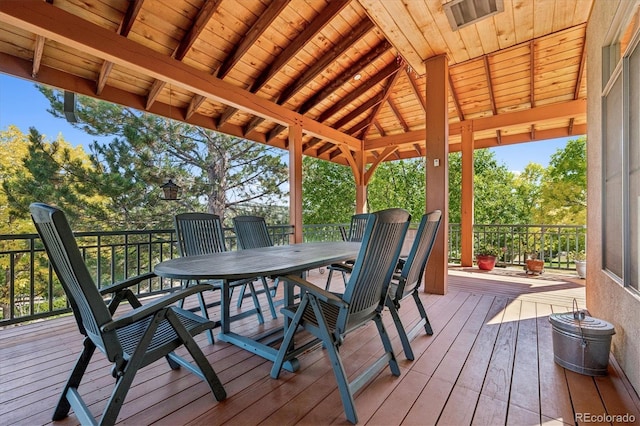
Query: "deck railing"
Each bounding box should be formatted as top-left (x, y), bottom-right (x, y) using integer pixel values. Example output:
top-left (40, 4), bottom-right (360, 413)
top-left (0, 222), bottom-right (585, 326)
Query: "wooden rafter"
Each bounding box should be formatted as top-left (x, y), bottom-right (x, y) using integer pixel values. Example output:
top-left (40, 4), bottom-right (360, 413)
top-left (148, 1), bottom-right (220, 112)
top-left (250, 0), bottom-right (349, 94)
top-left (406, 69), bottom-right (426, 113)
top-left (356, 64), bottom-right (404, 138)
top-left (448, 73), bottom-right (464, 121)
top-left (483, 55), bottom-right (501, 144)
top-left (530, 40), bottom-right (536, 108)
top-left (175, 0), bottom-right (221, 61)
top-left (333, 92), bottom-right (385, 130)
top-left (277, 18), bottom-right (374, 105)
top-left (146, 79), bottom-right (166, 110)
top-left (569, 37), bottom-right (588, 133)
top-left (388, 98), bottom-right (409, 132)
top-left (97, 0), bottom-right (144, 95)
top-left (298, 39), bottom-right (393, 115)
top-left (318, 60), bottom-right (402, 123)
top-left (216, 1), bottom-right (287, 80)
top-left (31, 35), bottom-right (45, 78)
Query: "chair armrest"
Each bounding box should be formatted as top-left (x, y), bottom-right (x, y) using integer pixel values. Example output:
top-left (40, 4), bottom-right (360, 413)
top-left (101, 283), bottom-right (215, 332)
top-left (280, 274), bottom-right (347, 308)
top-left (98, 271), bottom-right (157, 296)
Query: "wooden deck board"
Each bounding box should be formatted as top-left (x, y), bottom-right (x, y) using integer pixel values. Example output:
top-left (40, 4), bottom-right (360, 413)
top-left (1, 267), bottom-right (639, 426)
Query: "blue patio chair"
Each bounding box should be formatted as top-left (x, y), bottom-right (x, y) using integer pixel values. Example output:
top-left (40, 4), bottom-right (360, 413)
top-left (232, 215), bottom-right (278, 319)
top-left (174, 212), bottom-right (268, 343)
top-left (324, 213), bottom-right (369, 291)
top-left (30, 203), bottom-right (225, 426)
top-left (386, 210), bottom-right (442, 360)
top-left (270, 208), bottom-right (411, 424)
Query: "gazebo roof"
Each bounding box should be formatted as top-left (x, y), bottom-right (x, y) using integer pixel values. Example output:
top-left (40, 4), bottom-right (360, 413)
top-left (0, 0), bottom-right (590, 165)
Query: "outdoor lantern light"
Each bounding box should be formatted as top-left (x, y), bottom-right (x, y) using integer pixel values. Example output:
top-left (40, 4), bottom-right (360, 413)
top-left (160, 179), bottom-right (181, 200)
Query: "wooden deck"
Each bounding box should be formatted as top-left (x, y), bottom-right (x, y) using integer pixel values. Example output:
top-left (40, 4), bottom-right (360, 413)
top-left (2, 267), bottom-right (639, 426)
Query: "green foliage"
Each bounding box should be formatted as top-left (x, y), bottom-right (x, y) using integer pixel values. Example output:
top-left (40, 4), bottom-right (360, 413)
top-left (367, 159), bottom-right (425, 220)
top-left (475, 244), bottom-right (503, 257)
top-left (302, 157), bottom-right (355, 224)
top-left (449, 149), bottom-right (528, 224)
top-left (37, 86), bottom-right (289, 227)
top-left (535, 137), bottom-right (586, 224)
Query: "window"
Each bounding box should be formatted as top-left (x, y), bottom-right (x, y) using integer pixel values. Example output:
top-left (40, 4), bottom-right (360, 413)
top-left (602, 1), bottom-right (640, 293)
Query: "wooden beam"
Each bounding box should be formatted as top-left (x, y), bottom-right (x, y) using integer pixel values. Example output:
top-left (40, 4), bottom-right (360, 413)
top-left (174, 0), bottom-right (221, 61)
top-left (96, 0), bottom-right (144, 96)
top-left (0, 2), bottom-right (361, 150)
top-left (318, 60), bottom-right (401, 122)
top-left (530, 40), bottom-right (536, 108)
top-left (460, 123), bottom-right (474, 267)
top-left (145, 80), bottom-right (166, 111)
top-left (119, 0), bottom-right (144, 37)
top-left (406, 69), bottom-right (426, 113)
top-left (298, 39), bottom-right (393, 115)
top-left (483, 56), bottom-right (498, 116)
top-left (388, 98), bottom-right (409, 132)
top-left (448, 73), bottom-right (464, 120)
top-left (277, 18), bottom-right (374, 105)
top-left (31, 35), bottom-right (45, 78)
top-left (216, 0), bottom-right (288, 79)
top-left (364, 99), bottom-right (586, 150)
top-left (250, 0), bottom-right (349, 94)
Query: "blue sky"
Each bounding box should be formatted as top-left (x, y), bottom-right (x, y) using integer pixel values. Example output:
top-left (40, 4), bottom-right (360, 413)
top-left (0, 73), bottom-right (573, 171)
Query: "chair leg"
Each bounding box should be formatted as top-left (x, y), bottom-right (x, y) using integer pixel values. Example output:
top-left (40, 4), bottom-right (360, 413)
top-left (412, 291), bottom-right (433, 335)
top-left (196, 291), bottom-right (215, 344)
top-left (260, 276), bottom-right (278, 319)
top-left (247, 281), bottom-right (265, 325)
top-left (101, 310), bottom-right (165, 425)
top-left (270, 295), bottom-right (310, 379)
top-left (325, 268), bottom-right (335, 291)
top-left (307, 296), bottom-right (358, 424)
top-left (374, 314), bottom-right (401, 376)
top-left (53, 338), bottom-right (96, 421)
top-left (165, 310), bottom-right (227, 401)
top-left (387, 299), bottom-right (415, 361)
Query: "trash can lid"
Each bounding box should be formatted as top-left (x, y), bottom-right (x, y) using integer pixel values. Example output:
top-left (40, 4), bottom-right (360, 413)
top-left (549, 312), bottom-right (615, 336)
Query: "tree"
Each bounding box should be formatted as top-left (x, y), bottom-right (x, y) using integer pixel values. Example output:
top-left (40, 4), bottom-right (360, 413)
top-left (448, 149), bottom-right (525, 224)
top-left (367, 158), bottom-right (425, 220)
top-left (302, 157), bottom-right (355, 224)
top-left (38, 86), bottom-right (289, 227)
top-left (535, 137), bottom-right (587, 224)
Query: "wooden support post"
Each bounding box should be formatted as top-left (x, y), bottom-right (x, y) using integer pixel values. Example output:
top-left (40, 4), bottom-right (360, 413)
top-left (461, 123), bottom-right (474, 266)
top-left (289, 121), bottom-right (303, 243)
top-left (424, 55), bottom-right (449, 295)
top-left (355, 149), bottom-right (367, 213)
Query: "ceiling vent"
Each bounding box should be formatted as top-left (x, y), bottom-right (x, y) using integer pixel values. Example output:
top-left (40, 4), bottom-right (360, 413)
top-left (443, 0), bottom-right (504, 31)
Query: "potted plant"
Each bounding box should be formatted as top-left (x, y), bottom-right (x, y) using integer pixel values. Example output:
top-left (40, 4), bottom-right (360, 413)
top-left (475, 245), bottom-right (502, 271)
top-left (569, 250), bottom-right (586, 278)
top-left (525, 251), bottom-right (545, 275)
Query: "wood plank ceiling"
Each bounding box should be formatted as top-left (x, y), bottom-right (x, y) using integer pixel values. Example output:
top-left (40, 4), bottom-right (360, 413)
top-left (0, 0), bottom-right (591, 166)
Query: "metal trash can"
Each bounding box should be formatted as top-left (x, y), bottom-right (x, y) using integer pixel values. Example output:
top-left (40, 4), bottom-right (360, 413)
top-left (549, 310), bottom-right (615, 376)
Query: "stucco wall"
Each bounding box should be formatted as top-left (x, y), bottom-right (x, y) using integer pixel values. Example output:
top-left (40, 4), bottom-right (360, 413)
top-left (586, 0), bottom-right (640, 396)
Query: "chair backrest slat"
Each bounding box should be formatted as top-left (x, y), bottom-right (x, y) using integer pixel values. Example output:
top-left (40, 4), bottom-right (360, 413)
top-left (396, 210), bottom-right (442, 300)
top-left (340, 208), bottom-right (410, 330)
top-left (30, 203), bottom-right (119, 354)
top-left (233, 215), bottom-right (273, 249)
top-left (174, 213), bottom-right (227, 256)
top-left (347, 213), bottom-right (369, 242)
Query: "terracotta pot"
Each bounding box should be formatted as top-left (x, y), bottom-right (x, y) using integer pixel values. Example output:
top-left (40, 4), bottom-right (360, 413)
top-left (525, 259), bottom-right (545, 275)
top-left (476, 255), bottom-right (497, 271)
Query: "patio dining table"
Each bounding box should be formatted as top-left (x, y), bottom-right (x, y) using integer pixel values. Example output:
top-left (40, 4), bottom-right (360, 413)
top-left (154, 241), bottom-right (361, 372)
